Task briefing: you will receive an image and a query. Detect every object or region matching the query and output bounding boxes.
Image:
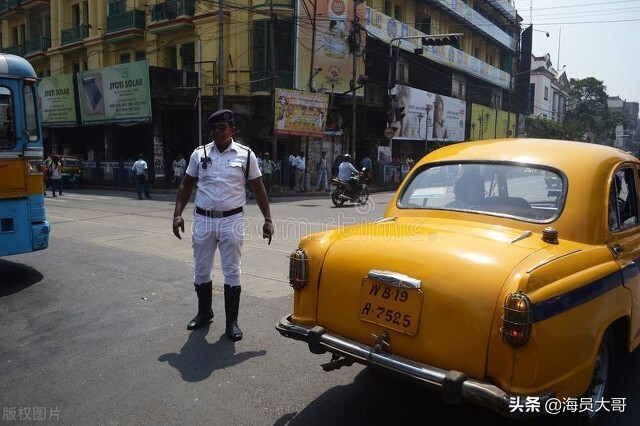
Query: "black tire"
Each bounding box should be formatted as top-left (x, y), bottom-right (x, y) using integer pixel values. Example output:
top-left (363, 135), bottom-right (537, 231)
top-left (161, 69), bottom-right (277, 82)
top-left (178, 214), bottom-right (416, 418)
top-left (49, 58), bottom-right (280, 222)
top-left (332, 189), bottom-right (345, 206)
top-left (565, 329), bottom-right (615, 425)
top-left (358, 186), bottom-right (369, 204)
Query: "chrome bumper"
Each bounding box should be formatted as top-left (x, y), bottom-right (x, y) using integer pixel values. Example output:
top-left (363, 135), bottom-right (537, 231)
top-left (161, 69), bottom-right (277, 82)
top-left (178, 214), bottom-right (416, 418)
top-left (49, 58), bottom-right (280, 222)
top-left (276, 315), bottom-right (553, 418)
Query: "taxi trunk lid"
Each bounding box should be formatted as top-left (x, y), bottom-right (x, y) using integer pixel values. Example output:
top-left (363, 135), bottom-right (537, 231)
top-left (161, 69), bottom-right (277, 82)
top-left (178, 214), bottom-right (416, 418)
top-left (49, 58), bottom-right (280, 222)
top-left (315, 218), bottom-right (543, 379)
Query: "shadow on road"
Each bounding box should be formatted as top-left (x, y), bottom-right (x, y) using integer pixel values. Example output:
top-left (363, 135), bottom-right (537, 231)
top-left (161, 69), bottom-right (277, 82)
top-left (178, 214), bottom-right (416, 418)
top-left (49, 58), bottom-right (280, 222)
top-left (0, 259), bottom-right (44, 297)
top-left (158, 325), bottom-right (266, 382)
top-left (274, 357), bottom-right (640, 426)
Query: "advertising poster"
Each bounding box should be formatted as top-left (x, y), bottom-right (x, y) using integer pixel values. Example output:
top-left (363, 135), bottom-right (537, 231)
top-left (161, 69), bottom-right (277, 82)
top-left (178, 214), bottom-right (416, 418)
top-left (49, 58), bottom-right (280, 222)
top-left (274, 88), bottom-right (330, 137)
top-left (77, 60), bottom-right (152, 125)
top-left (38, 74), bottom-right (77, 126)
top-left (470, 103), bottom-right (498, 140)
top-left (496, 110), bottom-right (516, 138)
top-left (390, 85), bottom-right (466, 142)
top-left (297, 0), bottom-right (362, 94)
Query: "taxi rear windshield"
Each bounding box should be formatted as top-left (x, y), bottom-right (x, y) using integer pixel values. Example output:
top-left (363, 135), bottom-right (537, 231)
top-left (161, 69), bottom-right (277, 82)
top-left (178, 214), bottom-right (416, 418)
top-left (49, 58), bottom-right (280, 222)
top-left (397, 162), bottom-right (564, 222)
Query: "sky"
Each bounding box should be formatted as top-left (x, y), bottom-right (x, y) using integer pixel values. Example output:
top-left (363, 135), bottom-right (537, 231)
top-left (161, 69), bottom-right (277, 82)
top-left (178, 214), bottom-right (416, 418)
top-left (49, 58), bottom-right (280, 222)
top-left (513, 0), bottom-right (640, 104)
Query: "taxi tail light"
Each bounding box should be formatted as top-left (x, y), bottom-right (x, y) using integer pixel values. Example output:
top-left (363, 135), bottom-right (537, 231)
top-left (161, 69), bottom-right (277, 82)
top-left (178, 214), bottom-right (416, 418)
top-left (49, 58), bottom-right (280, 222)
top-left (288, 248), bottom-right (309, 290)
top-left (501, 292), bottom-right (532, 348)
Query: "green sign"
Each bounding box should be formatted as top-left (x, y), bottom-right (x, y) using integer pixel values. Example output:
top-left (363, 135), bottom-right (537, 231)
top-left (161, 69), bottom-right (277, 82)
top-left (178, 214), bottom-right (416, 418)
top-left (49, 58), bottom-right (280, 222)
top-left (38, 74), bottom-right (77, 126)
top-left (77, 60), bottom-right (152, 125)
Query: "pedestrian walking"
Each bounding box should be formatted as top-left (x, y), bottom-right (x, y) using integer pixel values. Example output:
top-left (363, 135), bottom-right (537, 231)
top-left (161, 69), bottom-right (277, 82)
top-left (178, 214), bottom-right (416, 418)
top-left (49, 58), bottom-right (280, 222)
top-left (172, 109), bottom-right (274, 340)
top-left (288, 153), bottom-right (297, 190)
top-left (132, 153), bottom-right (151, 200)
top-left (295, 151), bottom-right (306, 192)
top-left (261, 152), bottom-right (278, 200)
top-left (316, 151), bottom-right (329, 192)
top-left (48, 155), bottom-right (63, 197)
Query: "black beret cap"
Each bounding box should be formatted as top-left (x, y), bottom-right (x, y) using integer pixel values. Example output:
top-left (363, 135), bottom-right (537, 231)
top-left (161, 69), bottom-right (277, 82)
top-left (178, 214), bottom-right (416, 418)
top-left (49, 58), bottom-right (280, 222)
top-left (207, 109), bottom-right (235, 126)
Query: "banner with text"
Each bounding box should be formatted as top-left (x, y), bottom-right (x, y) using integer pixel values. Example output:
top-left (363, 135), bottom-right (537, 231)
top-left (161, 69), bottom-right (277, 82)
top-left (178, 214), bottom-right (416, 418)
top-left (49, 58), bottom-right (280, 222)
top-left (77, 61), bottom-right (152, 126)
top-left (38, 74), bottom-right (77, 127)
top-left (390, 85), bottom-right (466, 142)
top-left (274, 88), bottom-right (330, 137)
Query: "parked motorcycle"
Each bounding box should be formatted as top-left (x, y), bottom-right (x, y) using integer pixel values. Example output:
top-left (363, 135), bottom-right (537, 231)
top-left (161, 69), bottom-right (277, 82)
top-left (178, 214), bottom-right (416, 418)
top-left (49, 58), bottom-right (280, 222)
top-left (331, 168), bottom-right (369, 206)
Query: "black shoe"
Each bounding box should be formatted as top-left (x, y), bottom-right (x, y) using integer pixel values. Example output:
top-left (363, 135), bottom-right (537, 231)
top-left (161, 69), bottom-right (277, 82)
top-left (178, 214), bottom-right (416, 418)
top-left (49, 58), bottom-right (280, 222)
top-left (224, 285), bottom-right (243, 341)
top-left (187, 282), bottom-right (213, 330)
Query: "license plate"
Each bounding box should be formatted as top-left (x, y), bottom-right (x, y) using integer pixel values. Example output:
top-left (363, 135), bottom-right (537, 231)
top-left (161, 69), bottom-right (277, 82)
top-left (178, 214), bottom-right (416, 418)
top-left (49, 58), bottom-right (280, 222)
top-left (359, 279), bottom-right (423, 335)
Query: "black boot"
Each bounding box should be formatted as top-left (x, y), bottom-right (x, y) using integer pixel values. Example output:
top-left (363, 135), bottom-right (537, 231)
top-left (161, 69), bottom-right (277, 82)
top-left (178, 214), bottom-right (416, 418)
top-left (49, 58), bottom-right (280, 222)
top-left (187, 281), bottom-right (213, 330)
top-left (224, 285), bottom-right (243, 341)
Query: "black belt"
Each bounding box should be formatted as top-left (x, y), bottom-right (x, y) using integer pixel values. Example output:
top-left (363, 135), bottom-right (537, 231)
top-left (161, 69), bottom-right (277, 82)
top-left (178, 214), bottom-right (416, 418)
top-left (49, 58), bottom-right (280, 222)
top-left (195, 206), bottom-right (243, 218)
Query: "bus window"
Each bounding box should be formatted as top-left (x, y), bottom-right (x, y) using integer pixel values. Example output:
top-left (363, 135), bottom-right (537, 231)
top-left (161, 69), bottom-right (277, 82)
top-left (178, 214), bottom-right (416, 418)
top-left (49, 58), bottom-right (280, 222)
top-left (0, 86), bottom-right (13, 148)
top-left (24, 83), bottom-right (39, 142)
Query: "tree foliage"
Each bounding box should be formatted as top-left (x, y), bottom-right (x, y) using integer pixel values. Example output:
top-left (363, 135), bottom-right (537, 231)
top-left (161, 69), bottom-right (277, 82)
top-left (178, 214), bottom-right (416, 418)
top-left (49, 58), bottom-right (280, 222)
top-left (563, 77), bottom-right (611, 142)
top-left (525, 116), bottom-right (565, 139)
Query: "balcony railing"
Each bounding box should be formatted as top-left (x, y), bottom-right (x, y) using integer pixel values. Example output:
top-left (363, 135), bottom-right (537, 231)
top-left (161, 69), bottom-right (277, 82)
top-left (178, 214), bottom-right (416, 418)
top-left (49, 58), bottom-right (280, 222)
top-left (4, 44), bottom-right (23, 56)
top-left (0, 0), bottom-right (23, 15)
top-left (107, 9), bottom-right (146, 34)
top-left (25, 37), bottom-right (51, 55)
top-left (61, 25), bottom-right (89, 45)
top-left (150, 0), bottom-right (195, 22)
top-left (251, 70), bottom-right (293, 92)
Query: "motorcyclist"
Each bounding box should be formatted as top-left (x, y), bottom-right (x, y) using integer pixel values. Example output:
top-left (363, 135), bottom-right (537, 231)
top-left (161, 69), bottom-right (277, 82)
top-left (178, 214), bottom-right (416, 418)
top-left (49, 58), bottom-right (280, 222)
top-left (338, 154), bottom-right (361, 196)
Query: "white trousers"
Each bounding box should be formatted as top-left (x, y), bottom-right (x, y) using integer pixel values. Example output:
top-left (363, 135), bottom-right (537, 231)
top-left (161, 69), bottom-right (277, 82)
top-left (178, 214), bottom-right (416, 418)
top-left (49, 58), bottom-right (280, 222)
top-left (192, 212), bottom-right (244, 286)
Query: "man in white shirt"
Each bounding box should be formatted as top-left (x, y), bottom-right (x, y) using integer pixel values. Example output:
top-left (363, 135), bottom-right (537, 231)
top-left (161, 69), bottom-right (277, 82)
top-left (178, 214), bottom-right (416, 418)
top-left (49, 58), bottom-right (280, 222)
top-left (131, 153), bottom-right (151, 200)
top-left (172, 109), bottom-right (274, 340)
top-left (295, 151), bottom-right (306, 192)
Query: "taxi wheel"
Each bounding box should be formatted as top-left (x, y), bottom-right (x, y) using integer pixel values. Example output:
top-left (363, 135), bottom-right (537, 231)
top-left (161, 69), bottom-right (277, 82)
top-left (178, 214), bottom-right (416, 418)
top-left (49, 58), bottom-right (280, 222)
top-left (573, 329), bottom-right (615, 425)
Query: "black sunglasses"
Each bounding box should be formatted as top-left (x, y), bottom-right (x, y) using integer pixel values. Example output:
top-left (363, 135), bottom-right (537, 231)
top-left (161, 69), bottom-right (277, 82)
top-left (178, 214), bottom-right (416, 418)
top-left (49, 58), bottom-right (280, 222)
top-left (211, 124), bottom-right (230, 132)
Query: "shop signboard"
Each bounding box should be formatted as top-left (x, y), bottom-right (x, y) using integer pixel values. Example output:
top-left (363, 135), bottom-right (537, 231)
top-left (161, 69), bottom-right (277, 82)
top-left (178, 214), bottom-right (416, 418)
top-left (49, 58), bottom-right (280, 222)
top-left (77, 61), bottom-right (152, 126)
top-left (274, 88), bottom-right (330, 137)
top-left (38, 74), bottom-right (77, 127)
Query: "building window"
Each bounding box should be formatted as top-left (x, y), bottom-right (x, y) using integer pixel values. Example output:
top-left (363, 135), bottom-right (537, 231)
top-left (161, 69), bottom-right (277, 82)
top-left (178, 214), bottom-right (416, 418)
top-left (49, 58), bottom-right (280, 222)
top-left (120, 53), bottom-right (130, 64)
top-left (179, 43), bottom-right (195, 72)
top-left (251, 19), bottom-right (294, 91)
top-left (165, 46), bottom-right (177, 69)
top-left (135, 51), bottom-right (146, 62)
top-left (544, 86), bottom-right (549, 100)
top-left (394, 6), bottom-right (402, 20)
top-left (108, 0), bottom-right (126, 15)
top-left (416, 15), bottom-right (431, 34)
top-left (72, 3), bottom-right (81, 26)
top-left (384, 1), bottom-right (392, 16)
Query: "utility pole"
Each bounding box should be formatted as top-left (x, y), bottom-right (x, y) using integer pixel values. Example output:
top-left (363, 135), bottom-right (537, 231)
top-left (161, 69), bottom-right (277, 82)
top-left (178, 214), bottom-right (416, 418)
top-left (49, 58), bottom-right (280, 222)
top-left (269, 0), bottom-right (278, 161)
top-left (218, 0), bottom-right (224, 110)
top-left (351, 14), bottom-right (358, 158)
top-left (308, 0), bottom-right (318, 92)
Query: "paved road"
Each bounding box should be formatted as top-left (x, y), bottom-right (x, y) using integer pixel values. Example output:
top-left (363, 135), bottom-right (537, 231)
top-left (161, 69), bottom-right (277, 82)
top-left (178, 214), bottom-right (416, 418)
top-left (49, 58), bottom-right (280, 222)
top-left (0, 189), bottom-right (637, 425)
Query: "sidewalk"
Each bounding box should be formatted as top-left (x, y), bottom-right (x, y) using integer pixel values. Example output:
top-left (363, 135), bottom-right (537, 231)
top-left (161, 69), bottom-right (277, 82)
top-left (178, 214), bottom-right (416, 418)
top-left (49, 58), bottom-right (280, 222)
top-left (83, 183), bottom-right (396, 197)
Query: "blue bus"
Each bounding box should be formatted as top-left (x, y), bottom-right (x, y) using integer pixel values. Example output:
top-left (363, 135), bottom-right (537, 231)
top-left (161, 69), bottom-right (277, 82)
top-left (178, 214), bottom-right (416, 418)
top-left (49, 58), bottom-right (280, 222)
top-left (0, 53), bottom-right (50, 257)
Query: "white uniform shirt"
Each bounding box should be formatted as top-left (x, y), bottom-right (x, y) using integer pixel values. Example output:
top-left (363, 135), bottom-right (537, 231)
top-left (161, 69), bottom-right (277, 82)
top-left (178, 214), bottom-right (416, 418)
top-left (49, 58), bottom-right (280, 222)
top-left (185, 139), bottom-right (261, 211)
top-left (132, 159), bottom-right (147, 175)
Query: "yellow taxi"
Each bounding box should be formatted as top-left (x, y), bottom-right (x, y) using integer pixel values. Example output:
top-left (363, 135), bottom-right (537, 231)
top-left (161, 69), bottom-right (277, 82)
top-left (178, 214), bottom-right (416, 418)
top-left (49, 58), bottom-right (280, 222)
top-left (277, 138), bottom-right (640, 422)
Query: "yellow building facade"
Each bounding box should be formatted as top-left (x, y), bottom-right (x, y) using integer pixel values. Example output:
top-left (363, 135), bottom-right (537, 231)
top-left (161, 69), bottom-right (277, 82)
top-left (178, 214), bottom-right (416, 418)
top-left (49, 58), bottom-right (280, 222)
top-left (0, 0), bottom-right (523, 187)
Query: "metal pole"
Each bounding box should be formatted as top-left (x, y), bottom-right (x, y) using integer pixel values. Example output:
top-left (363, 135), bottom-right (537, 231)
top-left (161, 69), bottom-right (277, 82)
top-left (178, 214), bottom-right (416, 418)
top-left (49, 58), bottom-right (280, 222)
top-left (217, 0), bottom-right (224, 110)
top-left (351, 11), bottom-right (358, 158)
top-left (198, 37), bottom-right (203, 147)
top-left (269, 0), bottom-right (278, 161)
top-left (308, 0), bottom-right (318, 92)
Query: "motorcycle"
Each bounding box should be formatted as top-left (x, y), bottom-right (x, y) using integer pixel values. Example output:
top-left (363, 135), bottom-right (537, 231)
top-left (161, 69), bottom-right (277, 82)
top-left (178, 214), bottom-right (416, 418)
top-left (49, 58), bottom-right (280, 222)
top-left (331, 168), bottom-right (370, 206)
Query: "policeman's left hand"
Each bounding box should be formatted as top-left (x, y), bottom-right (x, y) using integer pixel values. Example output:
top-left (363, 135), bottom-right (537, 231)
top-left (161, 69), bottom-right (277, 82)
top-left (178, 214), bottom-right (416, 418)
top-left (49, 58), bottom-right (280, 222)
top-left (173, 217), bottom-right (185, 239)
top-left (262, 222), bottom-right (274, 245)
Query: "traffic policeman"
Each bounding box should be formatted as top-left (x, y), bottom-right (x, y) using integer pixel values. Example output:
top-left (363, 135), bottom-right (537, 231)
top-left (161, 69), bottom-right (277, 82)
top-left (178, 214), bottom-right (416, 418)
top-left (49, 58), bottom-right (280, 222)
top-left (172, 109), bottom-right (274, 340)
